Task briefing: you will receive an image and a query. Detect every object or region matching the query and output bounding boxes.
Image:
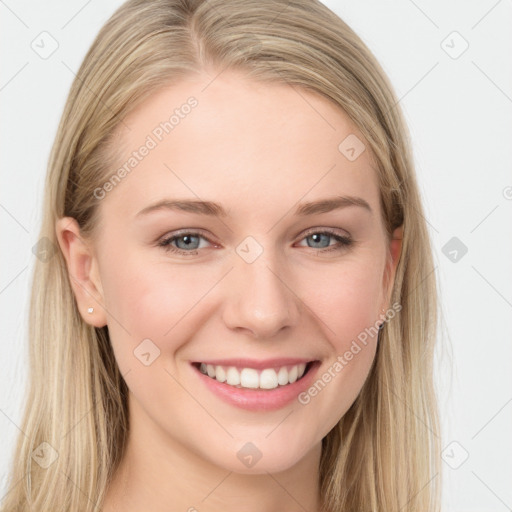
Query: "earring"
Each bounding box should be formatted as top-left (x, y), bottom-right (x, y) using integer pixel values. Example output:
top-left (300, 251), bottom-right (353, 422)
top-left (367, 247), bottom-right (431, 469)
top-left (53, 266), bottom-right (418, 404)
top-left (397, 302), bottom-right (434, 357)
top-left (87, 307), bottom-right (94, 314)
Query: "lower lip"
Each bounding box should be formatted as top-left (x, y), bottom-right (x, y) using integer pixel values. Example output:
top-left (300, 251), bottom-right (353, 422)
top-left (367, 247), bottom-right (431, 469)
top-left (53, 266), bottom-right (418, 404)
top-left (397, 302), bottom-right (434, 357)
top-left (191, 361), bottom-right (321, 411)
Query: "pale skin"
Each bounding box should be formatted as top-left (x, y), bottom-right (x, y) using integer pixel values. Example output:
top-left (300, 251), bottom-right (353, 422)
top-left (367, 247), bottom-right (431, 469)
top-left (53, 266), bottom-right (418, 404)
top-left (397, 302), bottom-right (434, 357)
top-left (56, 69), bottom-right (402, 512)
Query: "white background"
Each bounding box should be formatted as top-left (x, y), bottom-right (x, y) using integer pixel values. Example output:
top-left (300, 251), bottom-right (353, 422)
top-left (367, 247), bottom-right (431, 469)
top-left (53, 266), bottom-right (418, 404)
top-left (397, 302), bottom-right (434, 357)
top-left (1, 1), bottom-right (511, 510)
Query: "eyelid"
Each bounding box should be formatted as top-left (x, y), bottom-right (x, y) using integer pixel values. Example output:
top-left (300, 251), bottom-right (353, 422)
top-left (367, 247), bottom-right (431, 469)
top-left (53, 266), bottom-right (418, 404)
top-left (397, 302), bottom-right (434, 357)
top-left (158, 228), bottom-right (215, 242)
top-left (298, 226), bottom-right (351, 239)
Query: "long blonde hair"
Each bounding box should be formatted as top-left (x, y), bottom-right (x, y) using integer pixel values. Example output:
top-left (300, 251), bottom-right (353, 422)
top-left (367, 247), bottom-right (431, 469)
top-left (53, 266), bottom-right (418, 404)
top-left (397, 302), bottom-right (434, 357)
top-left (1, 0), bottom-right (442, 510)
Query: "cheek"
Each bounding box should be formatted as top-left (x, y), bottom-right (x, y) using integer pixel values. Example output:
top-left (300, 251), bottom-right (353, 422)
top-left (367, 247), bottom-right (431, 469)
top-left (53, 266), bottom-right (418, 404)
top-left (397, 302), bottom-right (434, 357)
top-left (296, 257), bottom-right (383, 419)
top-left (303, 255), bottom-right (384, 343)
top-left (99, 251), bottom-right (217, 369)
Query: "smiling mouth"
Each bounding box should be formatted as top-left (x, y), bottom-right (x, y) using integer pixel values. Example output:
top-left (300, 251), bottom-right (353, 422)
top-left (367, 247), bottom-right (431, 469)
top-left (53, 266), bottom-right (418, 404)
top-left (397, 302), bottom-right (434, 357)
top-left (191, 361), bottom-right (316, 390)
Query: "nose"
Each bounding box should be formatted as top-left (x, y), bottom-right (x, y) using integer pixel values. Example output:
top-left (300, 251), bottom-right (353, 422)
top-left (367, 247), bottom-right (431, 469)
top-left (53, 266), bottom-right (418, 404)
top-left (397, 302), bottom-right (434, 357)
top-left (221, 250), bottom-right (301, 339)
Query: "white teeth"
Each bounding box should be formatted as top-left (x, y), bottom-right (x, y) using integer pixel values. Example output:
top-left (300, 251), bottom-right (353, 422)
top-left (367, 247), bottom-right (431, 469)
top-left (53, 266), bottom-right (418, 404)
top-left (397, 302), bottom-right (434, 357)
top-left (240, 368), bottom-right (259, 389)
top-left (277, 366), bottom-right (289, 386)
top-left (198, 362), bottom-right (309, 389)
top-left (259, 369), bottom-right (278, 389)
top-left (288, 365), bottom-right (298, 383)
top-left (215, 365), bottom-right (226, 383)
top-left (226, 366), bottom-right (240, 386)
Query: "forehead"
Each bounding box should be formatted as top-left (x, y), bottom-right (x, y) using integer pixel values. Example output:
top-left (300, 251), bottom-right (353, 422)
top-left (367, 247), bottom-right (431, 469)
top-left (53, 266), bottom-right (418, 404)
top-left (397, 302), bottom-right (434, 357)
top-left (102, 70), bottom-right (380, 222)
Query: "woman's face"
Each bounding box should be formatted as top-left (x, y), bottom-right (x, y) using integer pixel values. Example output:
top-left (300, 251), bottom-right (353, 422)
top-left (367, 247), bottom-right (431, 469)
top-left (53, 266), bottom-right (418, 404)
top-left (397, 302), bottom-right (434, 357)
top-left (59, 70), bottom-right (401, 474)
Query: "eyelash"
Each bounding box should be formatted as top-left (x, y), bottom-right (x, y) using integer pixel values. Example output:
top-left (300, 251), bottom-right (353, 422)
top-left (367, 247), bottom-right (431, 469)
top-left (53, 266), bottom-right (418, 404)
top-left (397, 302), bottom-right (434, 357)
top-left (157, 228), bottom-right (353, 256)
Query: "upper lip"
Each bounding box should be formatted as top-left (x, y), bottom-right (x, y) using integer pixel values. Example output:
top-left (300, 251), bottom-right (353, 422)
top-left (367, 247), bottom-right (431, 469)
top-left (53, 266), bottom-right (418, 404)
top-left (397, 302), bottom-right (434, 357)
top-left (191, 357), bottom-right (317, 370)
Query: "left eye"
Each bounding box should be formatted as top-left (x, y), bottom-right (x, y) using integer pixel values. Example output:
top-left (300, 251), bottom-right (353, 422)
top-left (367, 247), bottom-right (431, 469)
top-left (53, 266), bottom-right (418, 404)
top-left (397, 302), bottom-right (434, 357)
top-left (297, 230), bottom-right (352, 251)
top-left (158, 232), bottom-right (211, 254)
top-left (157, 229), bottom-right (353, 255)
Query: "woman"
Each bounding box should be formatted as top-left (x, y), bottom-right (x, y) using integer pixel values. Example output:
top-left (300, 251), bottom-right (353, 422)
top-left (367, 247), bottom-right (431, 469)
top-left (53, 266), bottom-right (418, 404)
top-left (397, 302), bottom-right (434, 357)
top-left (1, 0), bottom-right (442, 510)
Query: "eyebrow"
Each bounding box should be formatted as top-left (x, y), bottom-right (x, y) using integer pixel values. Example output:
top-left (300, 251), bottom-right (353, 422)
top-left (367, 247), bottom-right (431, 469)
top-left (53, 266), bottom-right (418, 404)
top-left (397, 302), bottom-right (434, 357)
top-left (135, 195), bottom-right (373, 218)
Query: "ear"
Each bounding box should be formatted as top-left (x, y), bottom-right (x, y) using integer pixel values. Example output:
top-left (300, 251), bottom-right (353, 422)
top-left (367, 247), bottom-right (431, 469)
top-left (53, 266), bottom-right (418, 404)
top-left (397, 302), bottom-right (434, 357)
top-left (55, 217), bottom-right (107, 328)
top-left (381, 224), bottom-right (403, 314)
